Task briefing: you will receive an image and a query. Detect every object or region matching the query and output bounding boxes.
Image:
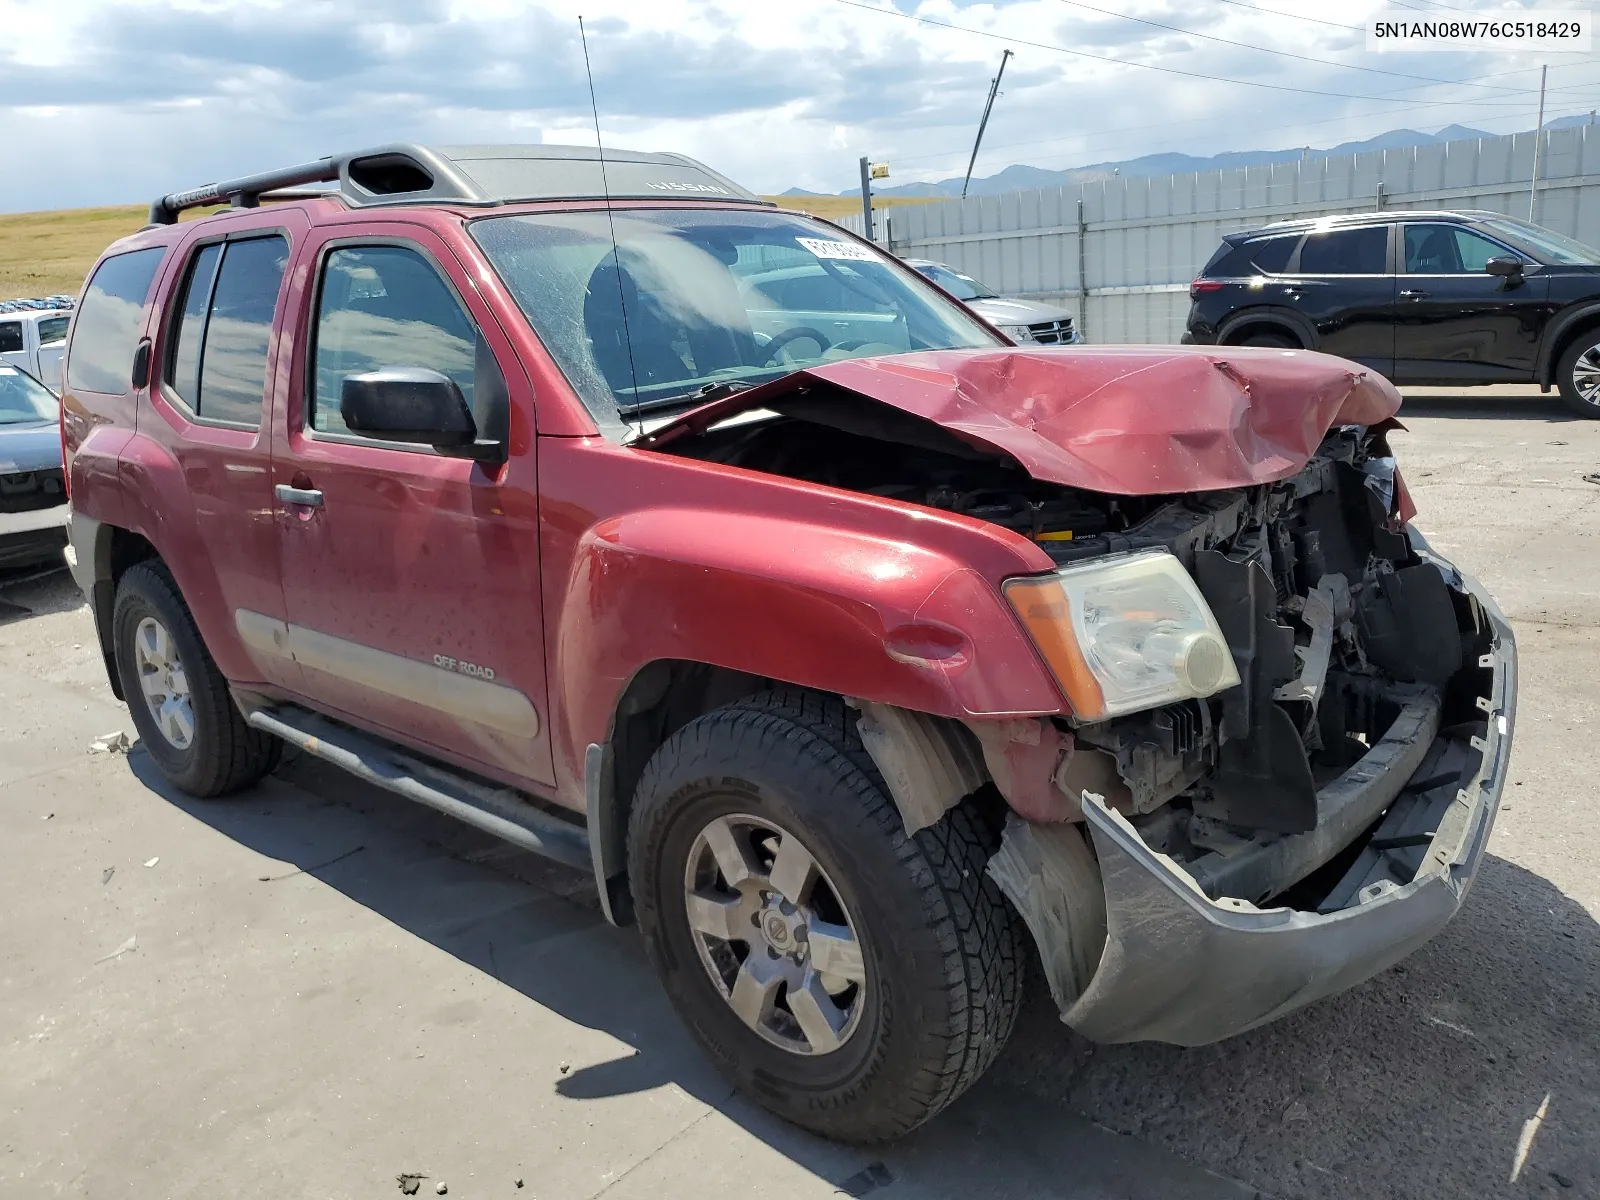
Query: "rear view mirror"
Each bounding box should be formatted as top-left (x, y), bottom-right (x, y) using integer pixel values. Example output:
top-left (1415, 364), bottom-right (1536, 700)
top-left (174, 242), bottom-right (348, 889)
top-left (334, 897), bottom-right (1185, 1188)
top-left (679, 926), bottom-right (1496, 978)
top-left (1485, 256), bottom-right (1524, 280)
top-left (340, 367), bottom-right (476, 449)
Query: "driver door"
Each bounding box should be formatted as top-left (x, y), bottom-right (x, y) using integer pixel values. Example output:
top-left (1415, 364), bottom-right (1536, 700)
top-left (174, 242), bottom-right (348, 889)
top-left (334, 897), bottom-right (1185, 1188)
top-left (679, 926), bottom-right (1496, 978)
top-left (270, 225), bottom-right (554, 787)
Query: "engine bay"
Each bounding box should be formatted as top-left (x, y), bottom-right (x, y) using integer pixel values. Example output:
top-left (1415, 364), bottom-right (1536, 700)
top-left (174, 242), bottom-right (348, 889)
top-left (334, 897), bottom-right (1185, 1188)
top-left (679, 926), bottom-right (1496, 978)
top-left (660, 393), bottom-right (1495, 907)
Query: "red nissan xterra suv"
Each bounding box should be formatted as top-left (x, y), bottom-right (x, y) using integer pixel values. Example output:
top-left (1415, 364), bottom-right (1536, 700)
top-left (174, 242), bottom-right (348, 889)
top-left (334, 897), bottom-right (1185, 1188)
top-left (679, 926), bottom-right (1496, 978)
top-left (60, 144), bottom-right (1517, 1142)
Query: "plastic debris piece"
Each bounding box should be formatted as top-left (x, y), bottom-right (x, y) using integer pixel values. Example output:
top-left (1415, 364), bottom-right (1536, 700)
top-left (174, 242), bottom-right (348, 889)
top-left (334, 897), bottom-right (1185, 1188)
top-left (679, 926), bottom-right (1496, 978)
top-left (95, 936), bottom-right (137, 964)
top-left (396, 1175), bottom-right (426, 1195)
top-left (143, 857), bottom-right (159, 868)
top-left (102, 867), bottom-right (115, 885)
top-left (515, 1180), bottom-right (524, 1189)
top-left (42, 813), bottom-right (53, 820)
top-left (436, 1184), bottom-right (448, 1195)
top-left (558, 1062), bottom-right (570, 1075)
top-left (91, 731), bottom-right (131, 754)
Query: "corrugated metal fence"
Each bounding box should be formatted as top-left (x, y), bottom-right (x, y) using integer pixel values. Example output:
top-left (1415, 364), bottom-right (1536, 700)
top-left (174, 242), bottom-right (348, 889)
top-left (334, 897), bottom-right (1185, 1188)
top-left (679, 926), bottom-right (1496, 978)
top-left (838, 125), bottom-right (1600, 343)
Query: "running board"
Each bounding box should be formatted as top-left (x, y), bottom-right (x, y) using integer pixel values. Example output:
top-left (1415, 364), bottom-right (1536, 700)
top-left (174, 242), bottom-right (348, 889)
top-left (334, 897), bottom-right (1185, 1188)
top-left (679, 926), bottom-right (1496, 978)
top-left (246, 706), bottom-right (592, 872)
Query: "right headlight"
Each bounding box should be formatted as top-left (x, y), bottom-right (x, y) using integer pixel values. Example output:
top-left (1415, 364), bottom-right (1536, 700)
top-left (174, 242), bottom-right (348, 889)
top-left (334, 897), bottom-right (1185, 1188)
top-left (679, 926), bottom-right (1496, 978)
top-left (1003, 549), bottom-right (1240, 721)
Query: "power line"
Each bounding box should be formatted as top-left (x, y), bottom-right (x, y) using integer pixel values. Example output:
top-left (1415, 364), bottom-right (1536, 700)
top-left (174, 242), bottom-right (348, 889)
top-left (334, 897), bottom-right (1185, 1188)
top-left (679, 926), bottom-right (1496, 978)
top-left (1204, 0), bottom-right (1361, 33)
top-left (827, 0), bottom-right (1544, 105)
top-left (1051, 0), bottom-right (1534, 93)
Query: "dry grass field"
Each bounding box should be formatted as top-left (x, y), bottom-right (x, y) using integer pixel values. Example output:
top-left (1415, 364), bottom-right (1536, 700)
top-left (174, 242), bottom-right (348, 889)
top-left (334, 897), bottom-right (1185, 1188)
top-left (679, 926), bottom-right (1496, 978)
top-left (0, 193), bottom-right (943, 302)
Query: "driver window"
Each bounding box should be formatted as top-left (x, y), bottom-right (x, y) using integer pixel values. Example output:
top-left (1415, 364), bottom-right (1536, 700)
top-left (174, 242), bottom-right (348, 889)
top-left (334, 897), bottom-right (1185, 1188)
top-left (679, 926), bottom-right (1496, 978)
top-left (1405, 225), bottom-right (1511, 274)
top-left (310, 245), bottom-right (481, 437)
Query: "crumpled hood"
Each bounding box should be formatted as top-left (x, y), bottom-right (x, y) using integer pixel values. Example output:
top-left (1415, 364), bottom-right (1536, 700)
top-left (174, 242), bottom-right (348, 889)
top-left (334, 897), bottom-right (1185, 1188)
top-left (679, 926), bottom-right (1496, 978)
top-left (641, 346), bottom-right (1402, 496)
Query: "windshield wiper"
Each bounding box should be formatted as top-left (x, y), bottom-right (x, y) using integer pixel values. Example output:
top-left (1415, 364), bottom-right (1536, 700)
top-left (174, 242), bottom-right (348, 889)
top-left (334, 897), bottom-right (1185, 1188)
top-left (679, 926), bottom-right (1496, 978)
top-left (619, 378), bottom-right (758, 416)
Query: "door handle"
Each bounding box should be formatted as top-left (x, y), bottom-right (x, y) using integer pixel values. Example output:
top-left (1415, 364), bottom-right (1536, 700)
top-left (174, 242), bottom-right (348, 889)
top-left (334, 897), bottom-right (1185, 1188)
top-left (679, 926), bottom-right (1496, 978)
top-left (275, 484), bottom-right (324, 507)
top-left (1399, 289), bottom-right (1430, 300)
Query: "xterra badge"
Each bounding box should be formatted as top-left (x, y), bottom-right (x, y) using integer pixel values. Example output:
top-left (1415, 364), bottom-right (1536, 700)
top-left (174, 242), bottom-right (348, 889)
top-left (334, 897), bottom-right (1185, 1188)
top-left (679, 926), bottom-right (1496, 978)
top-left (434, 654), bottom-right (496, 681)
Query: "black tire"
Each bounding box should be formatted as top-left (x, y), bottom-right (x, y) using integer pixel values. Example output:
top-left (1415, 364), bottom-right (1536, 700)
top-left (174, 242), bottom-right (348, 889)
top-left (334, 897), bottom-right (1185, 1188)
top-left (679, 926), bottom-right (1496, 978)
top-left (1238, 332), bottom-right (1298, 348)
top-left (112, 561), bottom-right (280, 797)
top-left (627, 688), bottom-right (1026, 1143)
top-left (1555, 330), bottom-right (1600, 418)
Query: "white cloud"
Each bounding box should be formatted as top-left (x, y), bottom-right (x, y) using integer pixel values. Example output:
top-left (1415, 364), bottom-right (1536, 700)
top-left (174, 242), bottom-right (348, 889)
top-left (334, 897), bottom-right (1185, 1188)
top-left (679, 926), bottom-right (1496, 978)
top-left (0, 0), bottom-right (1592, 212)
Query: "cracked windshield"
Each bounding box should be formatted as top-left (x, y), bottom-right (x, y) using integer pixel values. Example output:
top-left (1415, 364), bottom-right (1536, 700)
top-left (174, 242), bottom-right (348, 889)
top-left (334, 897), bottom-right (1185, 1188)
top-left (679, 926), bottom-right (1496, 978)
top-left (471, 208), bottom-right (997, 426)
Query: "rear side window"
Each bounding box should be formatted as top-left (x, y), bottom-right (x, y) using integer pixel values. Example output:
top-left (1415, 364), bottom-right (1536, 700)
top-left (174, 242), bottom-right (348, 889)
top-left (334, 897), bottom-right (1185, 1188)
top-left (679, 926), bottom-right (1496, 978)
top-left (164, 236), bottom-right (289, 426)
top-left (67, 247), bottom-right (166, 394)
top-left (0, 322), bottom-right (23, 353)
top-left (37, 317), bottom-right (69, 347)
top-left (1248, 236), bottom-right (1298, 274)
top-left (1202, 235), bottom-right (1298, 277)
top-left (309, 244), bottom-right (483, 438)
top-left (1297, 227), bottom-right (1388, 275)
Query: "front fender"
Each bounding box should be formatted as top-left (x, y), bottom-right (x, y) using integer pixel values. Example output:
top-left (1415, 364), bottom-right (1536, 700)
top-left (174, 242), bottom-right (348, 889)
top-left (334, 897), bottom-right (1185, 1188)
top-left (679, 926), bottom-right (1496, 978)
top-left (553, 504), bottom-right (1068, 794)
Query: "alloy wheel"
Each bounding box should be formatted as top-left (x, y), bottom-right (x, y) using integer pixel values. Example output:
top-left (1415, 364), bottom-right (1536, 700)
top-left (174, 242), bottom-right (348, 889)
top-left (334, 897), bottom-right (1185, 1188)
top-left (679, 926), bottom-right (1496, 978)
top-left (134, 615), bottom-right (194, 750)
top-left (1571, 344), bottom-right (1600, 409)
top-left (682, 813), bottom-right (868, 1056)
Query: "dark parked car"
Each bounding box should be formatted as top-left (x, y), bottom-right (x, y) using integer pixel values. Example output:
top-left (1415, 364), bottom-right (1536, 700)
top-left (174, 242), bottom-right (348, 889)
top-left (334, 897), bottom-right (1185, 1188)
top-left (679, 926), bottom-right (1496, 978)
top-left (0, 363), bottom-right (68, 568)
top-left (1184, 209), bottom-right (1600, 417)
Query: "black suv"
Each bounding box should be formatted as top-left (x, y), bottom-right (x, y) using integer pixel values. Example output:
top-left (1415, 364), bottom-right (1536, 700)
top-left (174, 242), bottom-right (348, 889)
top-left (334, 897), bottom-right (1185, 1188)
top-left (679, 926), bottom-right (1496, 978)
top-left (1183, 209), bottom-right (1600, 417)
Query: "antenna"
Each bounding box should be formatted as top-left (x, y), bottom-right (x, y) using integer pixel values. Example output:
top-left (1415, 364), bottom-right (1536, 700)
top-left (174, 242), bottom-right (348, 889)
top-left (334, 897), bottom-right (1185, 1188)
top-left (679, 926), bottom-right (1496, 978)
top-left (579, 15), bottom-right (642, 430)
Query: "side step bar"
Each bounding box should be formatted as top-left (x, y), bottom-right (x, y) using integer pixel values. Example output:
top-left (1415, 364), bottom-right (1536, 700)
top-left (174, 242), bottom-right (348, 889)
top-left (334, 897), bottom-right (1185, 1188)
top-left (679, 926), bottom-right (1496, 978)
top-left (246, 706), bottom-right (592, 872)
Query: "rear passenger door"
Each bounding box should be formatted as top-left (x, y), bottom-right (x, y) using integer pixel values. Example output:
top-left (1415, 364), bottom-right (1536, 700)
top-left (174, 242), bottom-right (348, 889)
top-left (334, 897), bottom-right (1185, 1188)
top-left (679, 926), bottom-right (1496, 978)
top-left (1284, 225), bottom-right (1396, 375)
top-left (271, 226), bottom-right (553, 787)
top-left (148, 215), bottom-right (305, 692)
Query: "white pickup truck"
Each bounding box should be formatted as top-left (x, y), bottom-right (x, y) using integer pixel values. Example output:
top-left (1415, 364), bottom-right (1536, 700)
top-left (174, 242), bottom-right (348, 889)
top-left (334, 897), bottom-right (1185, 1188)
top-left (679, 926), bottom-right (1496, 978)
top-left (0, 301), bottom-right (74, 393)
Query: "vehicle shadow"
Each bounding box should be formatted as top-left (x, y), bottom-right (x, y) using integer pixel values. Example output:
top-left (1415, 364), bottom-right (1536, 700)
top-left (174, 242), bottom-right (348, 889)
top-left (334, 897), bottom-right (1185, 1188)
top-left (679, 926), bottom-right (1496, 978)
top-left (125, 747), bottom-right (1257, 1200)
top-left (0, 562), bottom-right (77, 625)
top-left (1397, 392), bottom-right (1581, 422)
top-left (996, 853), bottom-right (1600, 1200)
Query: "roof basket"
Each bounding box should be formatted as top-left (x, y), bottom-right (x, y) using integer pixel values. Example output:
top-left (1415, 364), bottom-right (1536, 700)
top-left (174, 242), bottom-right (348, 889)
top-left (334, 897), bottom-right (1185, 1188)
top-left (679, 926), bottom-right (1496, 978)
top-left (147, 143), bottom-right (769, 225)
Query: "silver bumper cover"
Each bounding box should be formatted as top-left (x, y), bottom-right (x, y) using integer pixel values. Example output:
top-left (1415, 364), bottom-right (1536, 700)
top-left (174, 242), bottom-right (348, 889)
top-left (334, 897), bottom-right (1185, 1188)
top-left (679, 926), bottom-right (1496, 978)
top-left (1027, 528), bottom-right (1516, 1046)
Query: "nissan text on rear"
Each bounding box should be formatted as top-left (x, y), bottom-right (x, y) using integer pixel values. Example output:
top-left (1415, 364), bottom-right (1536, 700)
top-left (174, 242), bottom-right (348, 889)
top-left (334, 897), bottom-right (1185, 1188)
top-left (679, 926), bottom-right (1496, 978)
top-left (59, 145), bottom-right (1516, 1142)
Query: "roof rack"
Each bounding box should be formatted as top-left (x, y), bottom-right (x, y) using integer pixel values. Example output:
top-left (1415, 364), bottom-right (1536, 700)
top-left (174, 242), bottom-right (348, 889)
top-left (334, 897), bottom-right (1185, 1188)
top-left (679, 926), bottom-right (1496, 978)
top-left (147, 143), bottom-right (770, 225)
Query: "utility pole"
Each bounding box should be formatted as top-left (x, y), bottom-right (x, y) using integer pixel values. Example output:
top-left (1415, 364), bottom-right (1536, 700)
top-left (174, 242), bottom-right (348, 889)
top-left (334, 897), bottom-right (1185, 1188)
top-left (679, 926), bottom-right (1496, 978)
top-left (1530, 63), bottom-right (1548, 221)
top-left (859, 156), bottom-right (873, 241)
top-left (962, 49), bottom-right (1013, 200)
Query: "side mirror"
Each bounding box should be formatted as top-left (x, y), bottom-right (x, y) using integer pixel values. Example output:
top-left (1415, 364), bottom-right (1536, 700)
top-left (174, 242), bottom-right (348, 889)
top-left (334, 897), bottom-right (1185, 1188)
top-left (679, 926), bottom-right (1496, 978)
top-left (1485, 256), bottom-right (1524, 280)
top-left (340, 367), bottom-right (477, 450)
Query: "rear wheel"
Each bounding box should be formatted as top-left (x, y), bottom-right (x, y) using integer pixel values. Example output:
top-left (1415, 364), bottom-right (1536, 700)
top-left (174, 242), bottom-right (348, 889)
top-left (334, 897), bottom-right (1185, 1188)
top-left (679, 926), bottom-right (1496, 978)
top-left (627, 689), bottom-right (1025, 1143)
top-left (112, 561), bottom-right (280, 797)
top-left (1556, 330), bottom-right (1600, 417)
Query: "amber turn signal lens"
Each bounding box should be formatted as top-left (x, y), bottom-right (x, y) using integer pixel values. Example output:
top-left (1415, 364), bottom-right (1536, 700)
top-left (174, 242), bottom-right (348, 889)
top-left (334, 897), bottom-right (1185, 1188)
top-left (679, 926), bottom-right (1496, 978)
top-left (1002, 576), bottom-right (1106, 720)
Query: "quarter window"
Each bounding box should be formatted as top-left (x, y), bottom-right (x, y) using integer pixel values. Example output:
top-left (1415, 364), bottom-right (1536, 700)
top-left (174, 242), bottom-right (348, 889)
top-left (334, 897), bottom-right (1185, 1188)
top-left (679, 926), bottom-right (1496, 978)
top-left (1404, 225), bottom-right (1514, 274)
top-left (36, 317), bottom-right (69, 347)
top-left (66, 247), bottom-right (167, 395)
top-left (309, 245), bottom-right (484, 439)
top-left (163, 235), bottom-right (288, 425)
top-left (1296, 226), bottom-right (1388, 275)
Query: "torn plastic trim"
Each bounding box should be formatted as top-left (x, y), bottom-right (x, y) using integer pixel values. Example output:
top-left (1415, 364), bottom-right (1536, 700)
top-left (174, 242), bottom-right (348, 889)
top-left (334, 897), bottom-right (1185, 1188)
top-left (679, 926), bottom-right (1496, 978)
top-left (1045, 554), bottom-right (1513, 1046)
top-left (851, 700), bottom-right (989, 835)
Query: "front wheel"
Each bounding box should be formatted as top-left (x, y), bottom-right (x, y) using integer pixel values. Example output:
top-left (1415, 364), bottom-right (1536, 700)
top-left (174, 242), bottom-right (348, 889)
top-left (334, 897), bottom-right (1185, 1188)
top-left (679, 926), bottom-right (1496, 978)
top-left (1556, 331), bottom-right (1600, 418)
top-left (627, 690), bottom-right (1026, 1143)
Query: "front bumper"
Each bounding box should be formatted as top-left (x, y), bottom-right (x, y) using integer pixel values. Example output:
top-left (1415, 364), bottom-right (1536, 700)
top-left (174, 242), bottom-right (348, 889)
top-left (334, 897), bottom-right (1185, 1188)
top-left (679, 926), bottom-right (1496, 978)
top-left (0, 503), bottom-right (69, 568)
top-left (1011, 527), bottom-right (1516, 1046)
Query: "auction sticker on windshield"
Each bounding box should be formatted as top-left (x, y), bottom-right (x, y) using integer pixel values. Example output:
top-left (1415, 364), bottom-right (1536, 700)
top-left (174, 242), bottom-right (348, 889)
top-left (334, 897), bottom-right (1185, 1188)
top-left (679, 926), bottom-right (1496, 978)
top-left (797, 237), bottom-right (879, 262)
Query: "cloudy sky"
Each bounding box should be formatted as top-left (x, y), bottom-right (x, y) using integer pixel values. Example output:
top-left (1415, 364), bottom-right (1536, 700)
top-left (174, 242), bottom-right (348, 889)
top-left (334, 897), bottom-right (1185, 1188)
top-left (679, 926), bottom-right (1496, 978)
top-left (2, 0), bottom-right (1597, 212)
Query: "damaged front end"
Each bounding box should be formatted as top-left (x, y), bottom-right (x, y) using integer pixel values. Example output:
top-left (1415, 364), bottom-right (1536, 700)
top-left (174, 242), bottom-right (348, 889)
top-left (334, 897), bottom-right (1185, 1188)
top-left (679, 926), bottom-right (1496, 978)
top-left (647, 348), bottom-right (1516, 1046)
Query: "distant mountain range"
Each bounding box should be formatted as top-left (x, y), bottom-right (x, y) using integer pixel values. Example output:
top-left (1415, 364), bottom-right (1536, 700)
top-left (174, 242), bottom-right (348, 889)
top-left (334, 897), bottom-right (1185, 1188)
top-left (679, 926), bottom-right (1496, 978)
top-left (785, 116), bottom-right (1597, 199)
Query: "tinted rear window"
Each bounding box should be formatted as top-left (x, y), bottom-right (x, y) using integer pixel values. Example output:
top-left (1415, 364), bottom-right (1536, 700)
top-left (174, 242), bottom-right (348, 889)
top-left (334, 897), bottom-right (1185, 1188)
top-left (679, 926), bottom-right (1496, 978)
top-left (0, 322), bottom-right (21, 354)
top-left (67, 247), bottom-right (167, 394)
top-left (1297, 226), bottom-right (1388, 275)
top-left (1202, 235), bottom-right (1298, 277)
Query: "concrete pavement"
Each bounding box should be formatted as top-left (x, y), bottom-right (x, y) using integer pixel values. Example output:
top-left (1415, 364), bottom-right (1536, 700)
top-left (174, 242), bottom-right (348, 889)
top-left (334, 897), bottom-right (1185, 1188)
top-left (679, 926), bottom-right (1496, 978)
top-left (2, 385), bottom-right (1596, 1199)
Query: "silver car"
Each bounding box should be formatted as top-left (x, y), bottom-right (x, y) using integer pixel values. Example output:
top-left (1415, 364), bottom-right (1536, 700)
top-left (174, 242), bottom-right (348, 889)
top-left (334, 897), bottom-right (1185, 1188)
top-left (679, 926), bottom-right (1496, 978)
top-left (905, 258), bottom-right (1080, 345)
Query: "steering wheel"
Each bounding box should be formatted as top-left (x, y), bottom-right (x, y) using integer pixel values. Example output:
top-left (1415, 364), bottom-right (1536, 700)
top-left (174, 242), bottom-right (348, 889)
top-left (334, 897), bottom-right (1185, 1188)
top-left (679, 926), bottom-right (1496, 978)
top-left (761, 326), bottom-right (832, 365)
